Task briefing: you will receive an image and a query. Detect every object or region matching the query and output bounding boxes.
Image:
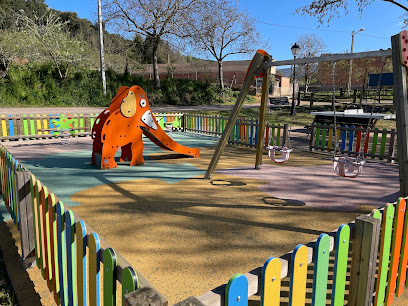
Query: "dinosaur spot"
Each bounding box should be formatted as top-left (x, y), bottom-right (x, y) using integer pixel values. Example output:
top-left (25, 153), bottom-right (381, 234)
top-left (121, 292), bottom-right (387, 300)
top-left (104, 110), bottom-right (110, 114)
top-left (103, 134), bottom-right (106, 140)
top-left (95, 118), bottom-right (100, 125)
top-left (106, 120), bottom-right (111, 125)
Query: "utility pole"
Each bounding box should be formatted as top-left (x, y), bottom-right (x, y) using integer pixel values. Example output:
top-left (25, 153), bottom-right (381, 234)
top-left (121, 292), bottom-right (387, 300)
top-left (98, 0), bottom-right (107, 95)
top-left (347, 28), bottom-right (365, 98)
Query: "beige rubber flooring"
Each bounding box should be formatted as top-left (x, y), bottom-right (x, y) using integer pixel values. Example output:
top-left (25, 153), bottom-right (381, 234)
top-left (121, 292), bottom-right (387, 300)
top-left (2, 143), bottom-right (408, 305)
top-left (69, 145), bottom-right (396, 304)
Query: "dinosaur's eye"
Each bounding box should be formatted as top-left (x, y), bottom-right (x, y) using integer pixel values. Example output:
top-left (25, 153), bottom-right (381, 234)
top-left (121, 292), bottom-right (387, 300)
top-left (140, 99), bottom-right (147, 107)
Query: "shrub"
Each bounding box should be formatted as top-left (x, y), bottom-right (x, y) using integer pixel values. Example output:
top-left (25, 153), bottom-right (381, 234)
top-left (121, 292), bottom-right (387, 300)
top-left (0, 63), bottom-right (253, 107)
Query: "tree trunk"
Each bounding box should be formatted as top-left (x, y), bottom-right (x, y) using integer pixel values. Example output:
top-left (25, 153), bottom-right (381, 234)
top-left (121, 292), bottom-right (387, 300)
top-left (305, 78), bottom-right (309, 93)
top-left (218, 60), bottom-right (224, 90)
top-left (152, 35), bottom-right (161, 89)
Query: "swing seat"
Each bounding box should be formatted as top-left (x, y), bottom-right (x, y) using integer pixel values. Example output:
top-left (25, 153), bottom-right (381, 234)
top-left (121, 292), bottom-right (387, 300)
top-left (267, 146), bottom-right (292, 163)
top-left (332, 156), bottom-right (365, 178)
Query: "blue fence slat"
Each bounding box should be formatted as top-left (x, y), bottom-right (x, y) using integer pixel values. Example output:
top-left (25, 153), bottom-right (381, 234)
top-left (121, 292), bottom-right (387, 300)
top-left (341, 125), bottom-right (347, 151)
top-left (8, 115), bottom-right (14, 137)
top-left (349, 125), bottom-right (355, 152)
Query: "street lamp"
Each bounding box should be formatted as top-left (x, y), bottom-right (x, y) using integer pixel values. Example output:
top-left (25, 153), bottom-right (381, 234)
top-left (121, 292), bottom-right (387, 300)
top-left (347, 28), bottom-right (365, 98)
top-left (290, 43), bottom-right (300, 116)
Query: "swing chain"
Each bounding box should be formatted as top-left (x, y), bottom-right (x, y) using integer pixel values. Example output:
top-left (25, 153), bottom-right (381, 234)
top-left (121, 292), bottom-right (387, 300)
top-left (332, 62), bottom-right (339, 158)
top-left (357, 56), bottom-right (388, 159)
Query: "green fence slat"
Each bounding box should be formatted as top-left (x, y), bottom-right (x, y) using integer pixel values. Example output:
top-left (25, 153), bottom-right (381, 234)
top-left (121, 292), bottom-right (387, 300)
top-left (321, 124), bottom-right (327, 151)
top-left (122, 267), bottom-right (139, 306)
top-left (312, 234), bottom-right (330, 306)
top-left (331, 224), bottom-right (350, 306)
top-left (371, 128), bottom-right (379, 159)
top-left (379, 129), bottom-right (387, 160)
top-left (103, 248), bottom-right (118, 306)
top-left (315, 127), bottom-right (321, 148)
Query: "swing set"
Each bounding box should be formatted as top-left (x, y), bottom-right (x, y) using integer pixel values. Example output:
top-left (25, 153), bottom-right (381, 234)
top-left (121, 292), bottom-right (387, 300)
top-left (204, 31), bottom-right (408, 193)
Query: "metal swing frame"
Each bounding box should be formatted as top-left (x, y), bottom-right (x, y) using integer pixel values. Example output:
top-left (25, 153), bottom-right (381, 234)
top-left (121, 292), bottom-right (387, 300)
top-left (204, 48), bottom-right (393, 180)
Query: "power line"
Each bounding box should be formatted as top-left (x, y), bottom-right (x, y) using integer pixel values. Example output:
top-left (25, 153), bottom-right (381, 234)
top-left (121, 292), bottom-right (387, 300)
top-left (257, 21), bottom-right (389, 39)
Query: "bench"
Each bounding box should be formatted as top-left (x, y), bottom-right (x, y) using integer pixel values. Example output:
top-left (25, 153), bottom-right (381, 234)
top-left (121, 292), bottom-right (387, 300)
top-left (269, 96), bottom-right (289, 106)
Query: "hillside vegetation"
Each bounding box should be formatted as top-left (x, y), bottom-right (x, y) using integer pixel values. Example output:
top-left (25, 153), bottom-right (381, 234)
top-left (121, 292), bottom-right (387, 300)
top-left (0, 0), bottom-right (246, 107)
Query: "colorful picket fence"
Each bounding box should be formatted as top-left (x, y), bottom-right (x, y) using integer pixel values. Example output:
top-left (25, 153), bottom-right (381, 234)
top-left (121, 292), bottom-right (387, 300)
top-left (183, 114), bottom-right (289, 149)
top-left (154, 113), bottom-right (183, 131)
top-left (189, 197), bottom-right (408, 306)
top-left (310, 123), bottom-right (397, 163)
top-left (0, 144), bottom-right (166, 306)
top-left (0, 114), bottom-right (97, 141)
top-left (0, 113), bottom-right (184, 141)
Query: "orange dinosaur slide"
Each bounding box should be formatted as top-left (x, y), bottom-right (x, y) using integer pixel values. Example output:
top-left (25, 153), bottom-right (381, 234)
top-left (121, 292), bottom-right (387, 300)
top-left (91, 85), bottom-right (200, 169)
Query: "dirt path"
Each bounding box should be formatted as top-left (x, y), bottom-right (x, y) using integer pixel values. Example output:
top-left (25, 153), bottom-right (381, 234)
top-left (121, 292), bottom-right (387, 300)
top-left (0, 103), bottom-right (262, 116)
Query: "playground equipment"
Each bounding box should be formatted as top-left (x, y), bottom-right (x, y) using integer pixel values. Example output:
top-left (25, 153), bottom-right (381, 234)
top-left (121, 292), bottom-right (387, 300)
top-left (331, 62), bottom-right (365, 178)
top-left (204, 44), bottom-right (403, 182)
top-left (91, 85), bottom-right (200, 169)
top-left (266, 88), bottom-right (293, 163)
top-left (204, 50), bottom-right (274, 179)
top-left (331, 56), bottom-right (388, 178)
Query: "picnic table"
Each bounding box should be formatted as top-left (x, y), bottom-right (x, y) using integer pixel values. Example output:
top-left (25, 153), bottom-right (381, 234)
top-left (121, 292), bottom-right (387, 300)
top-left (310, 109), bottom-right (395, 128)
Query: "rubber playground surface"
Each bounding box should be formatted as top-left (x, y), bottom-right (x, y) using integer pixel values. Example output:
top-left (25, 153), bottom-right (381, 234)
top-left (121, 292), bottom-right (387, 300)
top-left (0, 132), bottom-right (402, 303)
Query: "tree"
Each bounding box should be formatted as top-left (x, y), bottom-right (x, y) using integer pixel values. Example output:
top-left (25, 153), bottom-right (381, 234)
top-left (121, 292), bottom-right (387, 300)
top-left (296, 33), bottom-right (326, 93)
top-left (102, 0), bottom-right (200, 89)
top-left (187, 0), bottom-right (260, 90)
top-left (0, 29), bottom-right (32, 78)
top-left (296, 0), bottom-right (408, 26)
top-left (17, 10), bottom-right (91, 81)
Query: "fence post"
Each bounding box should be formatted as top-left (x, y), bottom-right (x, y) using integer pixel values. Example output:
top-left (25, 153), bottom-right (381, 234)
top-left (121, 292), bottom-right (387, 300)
top-left (388, 129), bottom-right (397, 163)
top-left (348, 215), bottom-right (381, 306)
top-left (283, 124), bottom-right (289, 147)
top-left (392, 33), bottom-right (408, 196)
top-left (297, 91), bottom-right (301, 106)
top-left (353, 89), bottom-right (357, 104)
top-left (309, 92), bottom-right (314, 110)
top-left (123, 287), bottom-right (168, 306)
top-left (16, 170), bottom-right (36, 261)
top-left (174, 296), bottom-right (205, 306)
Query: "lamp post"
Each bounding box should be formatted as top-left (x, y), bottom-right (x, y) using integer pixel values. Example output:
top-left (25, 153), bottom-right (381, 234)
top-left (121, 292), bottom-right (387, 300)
top-left (290, 43), bottom-right (300, 116)
top-left (347, 28), bottom-right (364, 98)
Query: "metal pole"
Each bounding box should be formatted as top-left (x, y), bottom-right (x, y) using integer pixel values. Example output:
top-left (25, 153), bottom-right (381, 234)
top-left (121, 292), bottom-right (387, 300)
top-left (97, 0), bottom-right (107, 96)
top-left (290, 57), bottom-right (296, 116)
top-left (347, 31), bottom-right (355, 98)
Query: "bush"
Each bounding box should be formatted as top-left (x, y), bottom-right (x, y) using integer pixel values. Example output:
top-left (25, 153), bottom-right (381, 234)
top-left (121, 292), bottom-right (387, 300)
top-left (0, 63), bottom-right (251, 107)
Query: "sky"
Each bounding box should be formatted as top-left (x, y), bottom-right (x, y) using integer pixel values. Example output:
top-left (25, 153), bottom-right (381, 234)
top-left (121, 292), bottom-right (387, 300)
top-left (44, 0), bottom-right (405, 63)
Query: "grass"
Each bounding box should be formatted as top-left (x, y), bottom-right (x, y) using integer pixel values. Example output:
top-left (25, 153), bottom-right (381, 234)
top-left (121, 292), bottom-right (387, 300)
top-left (189, 103), bottom-right (397, 130)
top-left (0, 251), bottom-right (17, 306)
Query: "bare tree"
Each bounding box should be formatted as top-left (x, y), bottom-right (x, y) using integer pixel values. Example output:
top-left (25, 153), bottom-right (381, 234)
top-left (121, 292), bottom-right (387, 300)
top-left (0, 29), bottom-right (32, 78)
top-left (18, 11), bottom-right (91, 80)
top-left (103, 0), bottom-right (199, 89)
top-left (296, 0), bottom-right (408, 26)
top-left (187, 0), bottom-right (260, 90)
top-left (296, 33), bottom-right (326, 93)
